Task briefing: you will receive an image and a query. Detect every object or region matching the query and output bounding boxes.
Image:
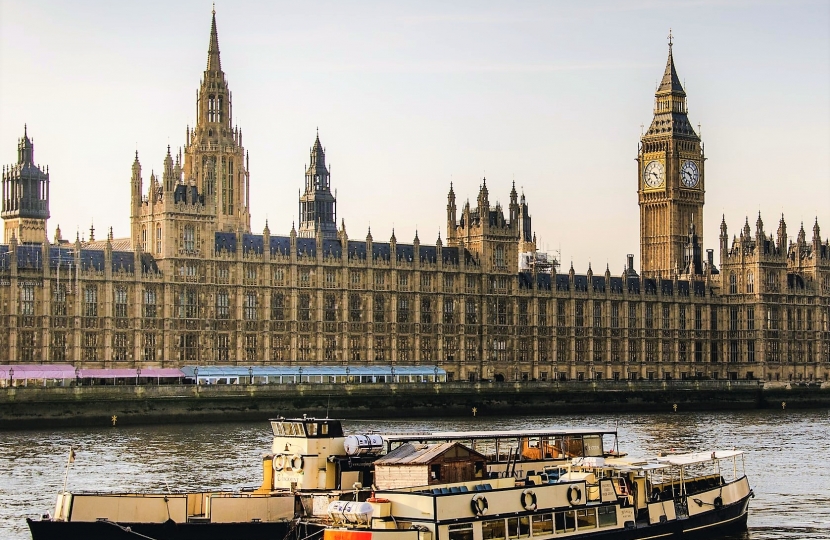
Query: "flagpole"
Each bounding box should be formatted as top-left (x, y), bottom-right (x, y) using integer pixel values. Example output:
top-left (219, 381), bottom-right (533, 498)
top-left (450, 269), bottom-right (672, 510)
top-left (62, 446), bottom-right (74, 494)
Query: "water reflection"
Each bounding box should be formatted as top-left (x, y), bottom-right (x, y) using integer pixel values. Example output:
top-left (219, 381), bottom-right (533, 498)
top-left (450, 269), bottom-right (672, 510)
top-left (1, 410), bottom-right (828, 539)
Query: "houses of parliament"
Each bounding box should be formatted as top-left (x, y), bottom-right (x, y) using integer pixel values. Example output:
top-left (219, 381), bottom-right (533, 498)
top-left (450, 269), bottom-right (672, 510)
top-left (1, 11), bottom-right (828, 382)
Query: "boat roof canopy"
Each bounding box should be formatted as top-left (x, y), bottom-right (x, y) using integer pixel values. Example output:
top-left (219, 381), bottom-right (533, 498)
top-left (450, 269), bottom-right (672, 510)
top-left (384, 428), bottom-right (617, 442)
top-left (656, 450), bottom-right (744, 466)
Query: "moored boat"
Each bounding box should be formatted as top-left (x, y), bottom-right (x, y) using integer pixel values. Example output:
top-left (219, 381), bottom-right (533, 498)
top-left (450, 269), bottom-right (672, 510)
top-left (27, 418), bottom-right (752, 540)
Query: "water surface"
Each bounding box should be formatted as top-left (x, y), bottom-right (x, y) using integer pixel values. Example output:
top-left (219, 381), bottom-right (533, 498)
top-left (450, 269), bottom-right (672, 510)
top-left (1, 409), bottom-right (827, 539)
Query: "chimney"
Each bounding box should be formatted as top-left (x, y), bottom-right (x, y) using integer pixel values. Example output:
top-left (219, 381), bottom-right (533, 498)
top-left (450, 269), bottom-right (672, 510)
top-left (626, 254), bottom-right (635, 274)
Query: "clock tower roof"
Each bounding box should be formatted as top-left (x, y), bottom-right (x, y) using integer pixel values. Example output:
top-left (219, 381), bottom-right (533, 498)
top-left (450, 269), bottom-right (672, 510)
top-left (657, 39), bottom-right (685, 96)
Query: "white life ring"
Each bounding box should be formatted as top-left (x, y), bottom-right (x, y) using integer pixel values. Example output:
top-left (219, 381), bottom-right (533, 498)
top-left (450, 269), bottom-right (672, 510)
top-left (521, 489), bottom-right (537, 511)
top-left (273, 454), bottom-right (286, 472)
top-left (470, 493), bottom-right (489, 516)
top-left (291, 454), bottom-right (304, 472)
top-left (567, 485), bottom-right (583, 506)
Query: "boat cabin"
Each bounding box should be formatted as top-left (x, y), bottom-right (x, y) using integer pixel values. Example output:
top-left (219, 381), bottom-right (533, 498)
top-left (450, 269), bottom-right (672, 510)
top-left (374, 442), bottom-right (487, 490)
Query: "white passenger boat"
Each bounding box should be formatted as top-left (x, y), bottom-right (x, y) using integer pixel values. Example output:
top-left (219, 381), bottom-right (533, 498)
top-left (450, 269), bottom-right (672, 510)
top-left (27, 417), bottom-right (752, 540)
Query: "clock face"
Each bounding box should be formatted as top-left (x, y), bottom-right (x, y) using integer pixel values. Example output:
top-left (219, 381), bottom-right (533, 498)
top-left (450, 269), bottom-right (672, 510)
top-left (643, 160), bottom-right (665, 189)
top-left (680, 160), bottom-right (700, 188)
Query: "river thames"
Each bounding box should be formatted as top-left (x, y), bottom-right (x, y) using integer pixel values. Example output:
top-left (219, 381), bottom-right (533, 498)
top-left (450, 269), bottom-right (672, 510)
top-left (1, 409), bottom-right (828, 539)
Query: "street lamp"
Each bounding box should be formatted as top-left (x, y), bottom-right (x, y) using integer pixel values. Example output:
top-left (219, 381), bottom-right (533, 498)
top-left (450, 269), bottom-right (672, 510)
top-left (75, 367), bottom-right (80, 387)
top-left (434, 365), bottom-right (439, 383)
top-left (194, 367), bottom-right (199, 385)
top-left (136, 367), bottom-right (141, 386)
top-left (8, 367), bottom-right (13, 387)
top-left (248, 366), bottom-right (254, 385)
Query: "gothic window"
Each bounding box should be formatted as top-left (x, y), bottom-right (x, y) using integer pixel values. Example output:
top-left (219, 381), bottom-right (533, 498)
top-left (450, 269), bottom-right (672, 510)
top-left (693, 341), bottom-right (702, 363)
top-left (114, 287), bottom-right (128, 318)
top-left (766, 271), bottom-right (777, 291)
top-left (539, 300), bottom-right (548, 327)
top-left (645, 341), bottom-right (656, 362)
top-left (216, 334), bottom-right (230, 362)
top-left (156, 225), bottom-right (162, 254)
top-left (244, 292), bottom-right (258, 320)
top-left (325, 336), bottom-right (338, 362)
top-left (397, 295), bottom-right (410, 323)
top-left (113, 333), bottom-right (128, 362)
top-left (245, 335), bottom-right (257, 361)
top-left (628, 303), bottom-right (637, 329)
top-left (271, 293), bottom-right (285, 321)
top-left (351, 271), bottom-right (362, 286)
top-left (694, 306), bottom-right (702, 330)
top-left (142, 226), bottom-right (147, 251)
top-left (662, 340), bottom-right (671, 363)
top-left (679, 342), bottom-right (687, 362)
top-left (272, 267), bottom-right (284, 284)
top-left (465, 275), bottom-right (476, 293)
top-left (216, 290), bottom-right (230, 319)
top-left (374, 336), bottom-right (386, 362)
top-left (177, 333), bottom-right (199, 362)
top-left (807, 309), bottom-right (813, 331)
top-left (208, 95), bottom-right (215, 122)
top-left (397, 272), bottom-right (409, 288)
top-left (730, 308), bottom-right (739, 331)
top-left (373, 294), bottom-right (385, 323)
top-left (348, 294), bottom-right (361, 322)
top-left (421, 297), bottom-right (433, 324)
top-left (443, 274), bottom-right (454, 292)
top-left (245, 264), bottom-right (257, 281)
top-left (374, 272), bottom-right (386, 287)
top-left (628, 340), bottom-right (639, 363)
top-left (218, 96), bottom-right (224, 123)
top-left (679, 305), bottom-right (687, 330)
top-left (53, 285), bottom-right (67, 317)
top-left (183, 225), bottom-right (196, 252)
top-left (747, 341), bottom-right (756, 363)
top-left (575, 339), bottom-right (586, 362)
top-left (227, 158), bottom-right (234, 215)
top-left (420, 273), bottom-right (431, 290)
top-left (19, 331), bottom-right (35, 362)
top-left (729, 341), bottom-right (739, 363)
top-left (518, 299), bottom-right (529, 326)
top-left (325, 270), bottom-right (336, 286)
top-left (645, 304), bottom-right (654, 329)
top-left (491, 337), bottom-right (507, 363)
top-left (299, 269), bottom-right (311, 287)
top-left (465, 298), bottom-right (477, 325)
top-left (143, 289), bottom-right (157, 318)
top-left (729, 273), bottom-right (737, 294)
top-left (398, 336), bottom-right (411, 362)
top-left (51, 332), bottom-right (66, 362)
top-left (298, 294), bottom-right (312, 321)
top-left (539, 338), bottom-right (549, 361)
top-left (710, 341), bottom-right (719, 363)
top-left (747, 307), bottom-right (755, 330)
top-left (593, 302), bottom-right (602, 328)
top-left (271, 335), bottom-right (287, 361)
top-left (767, 307), bottom-right (779, 330)
top-left (323, 293), bottom-right (337, 322)
top-left (662, 305), bottom-right (670, 330)
top-left (494, 245), bottom-right (506, 269)
top-left (557, 301), bottom-right (566, 327)
top-left (84, 286), bottom-right (98, 318)
top-left (593, 338), bottom-right (604, 362)
top-left (610, 302), bottom-right (620, 328)
top-left (747, 272), bottom-right (755, 293)
top-left (20, 284), bottom-right (34, 316)
top-left (177, 288), bottom-right (198, 319)
top-left (83, 332), bottom-right (98, 361)
top-left (443, 298), bottom-right (455, 325)
top-left (519, 339), bottom-right (531, 362)
top-left (466, 337), bottom-right (479, 361)
top-left (558, 338), bottom-right (567, 362)
top-left (611, 340), bottom-right (621, 362)
top-left (350, 336), bottom-right (361, 362)
top-left (298, 335), bottom-right (312, 361)
top-left (143, 333), bottom-right (156, 362)
top-left (575, 301), bottom-right (585, 327)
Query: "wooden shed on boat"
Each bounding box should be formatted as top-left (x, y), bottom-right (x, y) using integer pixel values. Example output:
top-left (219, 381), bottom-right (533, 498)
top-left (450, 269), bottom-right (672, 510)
top-left (373, 442), bottom-right (487, 490)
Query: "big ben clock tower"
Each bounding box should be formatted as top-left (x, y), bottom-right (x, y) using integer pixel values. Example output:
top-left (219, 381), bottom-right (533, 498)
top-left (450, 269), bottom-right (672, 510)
top-left (638, 35), bottom-right (704, 277)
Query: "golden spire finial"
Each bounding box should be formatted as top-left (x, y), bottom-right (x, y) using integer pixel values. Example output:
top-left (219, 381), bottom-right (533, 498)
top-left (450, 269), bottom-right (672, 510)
top-left (212, 2), bottom-right (215, 15)
top-left (668, 28), bottom-right (673, 50)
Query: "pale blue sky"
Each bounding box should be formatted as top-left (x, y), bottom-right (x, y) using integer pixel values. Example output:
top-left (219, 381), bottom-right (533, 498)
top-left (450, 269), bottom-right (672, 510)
top-left (1, 0), bottom-right (827, 270)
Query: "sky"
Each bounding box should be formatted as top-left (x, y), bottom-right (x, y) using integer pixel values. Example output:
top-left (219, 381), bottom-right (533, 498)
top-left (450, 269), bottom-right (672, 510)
top-left (0, 0), bottom-right (828, 272)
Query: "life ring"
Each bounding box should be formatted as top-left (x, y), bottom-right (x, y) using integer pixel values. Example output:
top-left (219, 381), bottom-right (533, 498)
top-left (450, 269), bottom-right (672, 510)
top-left (713, 496), bottom-right (723, 509)
top-left (291, 454), bottom-right (304, 471)
top-left (521, 489), bottom-right (537, 511)
top-left (567, 485), bottom-right (583, 506)
top-left (273, 454), bottom-right (286, 472)
top-left (470, 494), bottom-right (489, 516)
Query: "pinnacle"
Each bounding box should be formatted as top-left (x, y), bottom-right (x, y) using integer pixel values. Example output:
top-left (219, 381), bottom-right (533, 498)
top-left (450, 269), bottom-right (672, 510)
top-left (207, 8), bottom-right (221, 72)
top-left (657, 39), bottom-right (685, 96)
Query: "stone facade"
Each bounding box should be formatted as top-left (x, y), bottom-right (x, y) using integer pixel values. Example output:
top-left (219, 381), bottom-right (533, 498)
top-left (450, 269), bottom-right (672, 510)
top-left (1, 13), bottom-right (828, 382)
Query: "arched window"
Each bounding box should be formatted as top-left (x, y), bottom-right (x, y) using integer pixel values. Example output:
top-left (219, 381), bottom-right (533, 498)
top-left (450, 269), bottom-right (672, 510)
top-left (729, 273), bottom-right (737, 294)
top-left (183, 225), bottom-right (195, 252)
top-left (156, 225), bottom-right (162, 254)
top-left (141, 226), bottom-right (147, 251)
top-left (746, 272), bottom-right (754, 293)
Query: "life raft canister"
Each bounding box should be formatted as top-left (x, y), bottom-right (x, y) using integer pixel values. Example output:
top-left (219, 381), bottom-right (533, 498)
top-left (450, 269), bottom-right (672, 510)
top-left (567, 485), bottom-right (583, 506)
top-left (273, 454), bottom-right (287, 472)
top-left (521, 489), bottom-right (537, 511)
top-left (471, 493), bottom-right (489, 516)
top-left (291, 454), bottom-right (304, 472)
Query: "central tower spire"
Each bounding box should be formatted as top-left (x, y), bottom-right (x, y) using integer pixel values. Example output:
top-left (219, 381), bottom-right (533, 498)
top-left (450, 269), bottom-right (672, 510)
top-left (207, 6), bottom-right (221, 72)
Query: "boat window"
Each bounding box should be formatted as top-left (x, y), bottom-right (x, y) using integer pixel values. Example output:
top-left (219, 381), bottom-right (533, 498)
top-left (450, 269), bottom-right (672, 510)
top-left (482, 518), bottom-right (506, 540)
top-left (531, 514), bottom-right (553, 536)
top-left (562, 436), bottom-right (584, 458)
top-left (597, 506), bottom-right (617, 527)
top-left (449, 523), bottom-right (474, 540)
top-left (583, 435), bottom-right (603, 457)
top-left (321, 423), bottom-right (329, 435)
top-left (507, 517), bottom-right (530, 538)
top-left (576, 509), bottom-right (597, 530)
top-left (554, 511), bottom-right (576, 533)
top-left (307, 423), bottom-right (318, 436)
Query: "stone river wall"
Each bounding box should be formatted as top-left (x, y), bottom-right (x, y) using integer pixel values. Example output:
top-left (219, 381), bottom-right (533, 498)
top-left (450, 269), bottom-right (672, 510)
top-left (0, 380), bottom-right (828, 429)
